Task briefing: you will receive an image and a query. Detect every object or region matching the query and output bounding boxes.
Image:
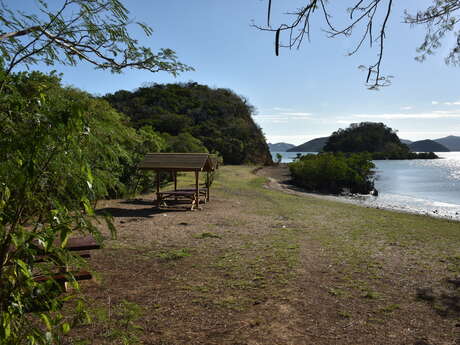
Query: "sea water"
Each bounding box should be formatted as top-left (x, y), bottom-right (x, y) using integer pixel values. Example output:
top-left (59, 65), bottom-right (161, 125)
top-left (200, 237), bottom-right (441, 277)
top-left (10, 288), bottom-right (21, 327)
top-left (270, 151), bottom-right (460, 220)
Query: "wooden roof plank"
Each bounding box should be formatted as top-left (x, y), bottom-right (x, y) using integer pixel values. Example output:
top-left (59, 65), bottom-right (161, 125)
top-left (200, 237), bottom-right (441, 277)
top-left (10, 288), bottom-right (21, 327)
top-left (138, 153), bottom-right (214, 171)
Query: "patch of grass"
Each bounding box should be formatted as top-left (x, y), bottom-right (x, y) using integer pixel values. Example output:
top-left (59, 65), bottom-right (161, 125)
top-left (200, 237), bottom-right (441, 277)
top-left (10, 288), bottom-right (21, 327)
top-left (327, 287), bottom-right (346, 297)
top-left (444, 255), bottom-right (460, 273)
top-left (361, 289), bottom-right (381, 300)
top-left (158, 248), bottom-right (191, 261)
top-left (338, 310), bottom-right (351, 319)
top-left (214, 295), bottom-right (250, 311)
top-left (194, 232), bottom-right (221, 239)
top-left (380, 303), bottom-right (400, 313)
top-left (78, 300), bottom-right (144, 345)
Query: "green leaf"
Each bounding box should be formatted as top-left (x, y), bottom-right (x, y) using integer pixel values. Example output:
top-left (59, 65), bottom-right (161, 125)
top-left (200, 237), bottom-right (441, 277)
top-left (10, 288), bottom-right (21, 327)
top-left (61, 322), bottom-right (70, 334)
top-left (40, 314), bottom-right (52, 331)
top-left (4, 318), bottom-right (11, 338)
top-left (60, 226), bottom-right (71, 248)
top-left (81, 197), bottom-right (94, 216)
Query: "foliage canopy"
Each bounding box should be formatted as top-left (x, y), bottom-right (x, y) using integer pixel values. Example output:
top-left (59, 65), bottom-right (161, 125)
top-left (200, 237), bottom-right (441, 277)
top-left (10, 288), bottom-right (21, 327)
top-left (0, 0), bottom-right (192, 84)
top-left (105, 82), bottom-right (273, 165)
top-left (289, 153), bottom-right (375, 194)
top-left (324, 122), bottom-right (405, 153)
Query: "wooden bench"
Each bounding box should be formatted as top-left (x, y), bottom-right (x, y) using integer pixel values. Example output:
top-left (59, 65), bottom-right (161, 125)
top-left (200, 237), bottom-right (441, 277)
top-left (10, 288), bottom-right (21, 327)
top-left (175, 187), bottom-right (209, 203)
top-left (156, 190), bottom-right (200, 210)
top-left (33, 235), bottom-right (101, 290)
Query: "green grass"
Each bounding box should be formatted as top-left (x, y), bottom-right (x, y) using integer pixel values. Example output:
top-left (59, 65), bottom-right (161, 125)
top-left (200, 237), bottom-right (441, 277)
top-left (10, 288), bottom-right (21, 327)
top-left (193, 232), bottom-right (221, 239)
top-left (157, 248), bottom-right (191, 261)
top-left (213, 166), bottom-right (460, 304)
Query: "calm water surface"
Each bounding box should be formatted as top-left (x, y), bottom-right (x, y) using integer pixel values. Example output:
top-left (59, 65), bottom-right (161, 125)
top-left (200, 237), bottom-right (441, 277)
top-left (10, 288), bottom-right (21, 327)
top-left (271, 151), bottom-right (460, 220)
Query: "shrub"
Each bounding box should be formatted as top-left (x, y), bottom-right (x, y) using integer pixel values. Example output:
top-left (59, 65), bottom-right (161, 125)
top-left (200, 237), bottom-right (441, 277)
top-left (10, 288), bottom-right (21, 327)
top-left (288, 153), bottom-right (375, 194)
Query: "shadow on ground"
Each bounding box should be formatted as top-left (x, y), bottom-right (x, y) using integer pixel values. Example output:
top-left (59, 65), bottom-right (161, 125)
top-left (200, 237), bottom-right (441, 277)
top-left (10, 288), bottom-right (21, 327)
top-left (120, 198), bottom-right (154, 206)
top-left (416, 280), bottom-right (460, 318)
top-left (97, 206), bottom-right (183, 218)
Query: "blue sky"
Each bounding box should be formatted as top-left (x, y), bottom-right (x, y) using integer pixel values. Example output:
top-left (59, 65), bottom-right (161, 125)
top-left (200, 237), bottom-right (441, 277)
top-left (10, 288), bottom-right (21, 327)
top-left (19, 0), bottom-right (460, 145)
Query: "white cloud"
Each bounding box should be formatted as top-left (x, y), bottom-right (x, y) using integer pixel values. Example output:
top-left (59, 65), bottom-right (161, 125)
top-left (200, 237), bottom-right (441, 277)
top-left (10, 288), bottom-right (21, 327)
top-left (401, 106), bottom-right (413, 110)
top-left (336, 120), bottom-right (352, 125)
top-left (352, 110), bottom-right (460, 120)
top-left (272, 107), bottom-right (294, 111)
top-left (254, 112), bottom-right (313, 122)
top-left (280, 112), bottom-right (312, 116)
top-left (431, 100), bottom-right (460, 106)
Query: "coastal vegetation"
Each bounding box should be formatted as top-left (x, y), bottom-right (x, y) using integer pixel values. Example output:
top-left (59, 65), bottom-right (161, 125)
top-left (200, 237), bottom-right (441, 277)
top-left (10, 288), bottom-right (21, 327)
top-left (289, 153), bottom-right (375, 194)
top-left (324, 122), bottom-right (439, 160)
top-left (104, 83), bottom-right (272, 165)
top-left (286, 135), bottom-right (460, 153)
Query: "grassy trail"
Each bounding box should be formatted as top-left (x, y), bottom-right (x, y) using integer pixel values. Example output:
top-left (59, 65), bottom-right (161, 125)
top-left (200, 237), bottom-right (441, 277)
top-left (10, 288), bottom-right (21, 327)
top-left (72, 166), bottom-right (460, 345)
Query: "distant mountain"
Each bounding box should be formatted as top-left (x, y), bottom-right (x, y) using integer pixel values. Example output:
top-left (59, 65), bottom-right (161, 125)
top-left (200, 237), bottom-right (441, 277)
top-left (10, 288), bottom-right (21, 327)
top-left (400, 139), bottom-right (413, 145)
top-left (268, 142), bottom-right (296, 152)
top-left (434, 135), bottom-right (460, 151)
top-left (409, 140), bottom-right (450, 152)
top-left (287, 137), bottom-right (329, 152)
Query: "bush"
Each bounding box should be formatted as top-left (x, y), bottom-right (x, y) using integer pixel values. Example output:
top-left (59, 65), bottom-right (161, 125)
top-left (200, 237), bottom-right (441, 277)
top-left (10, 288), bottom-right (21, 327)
top-left (0, 70), bottom-right (166, 343)
top-left (289, 153), bottom-right (375, 194)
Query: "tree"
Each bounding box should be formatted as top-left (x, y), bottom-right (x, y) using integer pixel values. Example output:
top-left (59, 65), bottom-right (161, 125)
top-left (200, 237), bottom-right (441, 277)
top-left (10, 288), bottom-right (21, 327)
top-left (0, 1), bottom-right (188, 343)
top-left (0, 0), bottom-right (192, 88)
top-left (324, 122), bottom-right (405, 153)
top-left (256, 0), bottom-right (460, 89)
top-left (105, 82), bottom-right (274, 165)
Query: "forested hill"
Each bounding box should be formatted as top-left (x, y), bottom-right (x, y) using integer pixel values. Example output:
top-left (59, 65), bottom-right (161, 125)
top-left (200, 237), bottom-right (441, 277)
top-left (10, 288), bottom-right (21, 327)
top-left (104, 83), bottom-right (272, 165)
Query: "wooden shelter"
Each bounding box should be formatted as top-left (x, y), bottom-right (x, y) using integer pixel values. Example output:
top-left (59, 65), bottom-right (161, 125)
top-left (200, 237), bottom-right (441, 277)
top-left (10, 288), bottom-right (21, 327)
top-left (138, 153), bottom-right (218, 210)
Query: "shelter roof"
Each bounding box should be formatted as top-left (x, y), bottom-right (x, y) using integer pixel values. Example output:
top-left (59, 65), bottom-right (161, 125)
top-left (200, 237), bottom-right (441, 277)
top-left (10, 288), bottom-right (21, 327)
top-left (138, 153), bottom-right (215, 171)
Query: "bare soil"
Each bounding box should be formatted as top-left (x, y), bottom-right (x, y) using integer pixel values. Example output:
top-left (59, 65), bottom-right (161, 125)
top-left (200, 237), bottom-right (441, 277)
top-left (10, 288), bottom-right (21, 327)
top-left (69, 166), bottom-right (460, 345)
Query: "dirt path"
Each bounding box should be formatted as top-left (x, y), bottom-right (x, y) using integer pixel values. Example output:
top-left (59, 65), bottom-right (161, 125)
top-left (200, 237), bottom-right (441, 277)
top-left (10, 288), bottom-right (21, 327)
top-left (70, 166), bottom-right (460, 345)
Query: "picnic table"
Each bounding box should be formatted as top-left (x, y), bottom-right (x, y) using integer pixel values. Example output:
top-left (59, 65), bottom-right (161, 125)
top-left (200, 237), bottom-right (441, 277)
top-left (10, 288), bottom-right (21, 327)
top-left (138, 153), bottom-right (218, 210)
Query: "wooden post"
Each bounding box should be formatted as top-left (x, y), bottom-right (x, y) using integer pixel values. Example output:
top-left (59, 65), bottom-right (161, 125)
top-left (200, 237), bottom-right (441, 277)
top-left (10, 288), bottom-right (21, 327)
top-left (173, 170), bottom-right (178, 201)
top-left (206, 172), bottom-right (210, 202)
top-left (195, 170), bottom-right (200, 210)
top-left (174, 171), bottom-right (177, 191)
top-left (156, 170), bottom-right (161, 205)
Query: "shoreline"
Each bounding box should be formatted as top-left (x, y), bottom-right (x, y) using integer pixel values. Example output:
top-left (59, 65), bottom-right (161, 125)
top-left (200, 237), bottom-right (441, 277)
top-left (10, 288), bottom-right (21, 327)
top-left (257, 165), bottom-right (460, 222)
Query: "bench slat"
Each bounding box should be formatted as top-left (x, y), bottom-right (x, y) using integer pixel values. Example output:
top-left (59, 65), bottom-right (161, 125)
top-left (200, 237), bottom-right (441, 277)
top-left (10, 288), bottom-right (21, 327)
top-left (34, 270), bottom-right (92, 284)
top-left (63, 236), bottom-right (100, 251)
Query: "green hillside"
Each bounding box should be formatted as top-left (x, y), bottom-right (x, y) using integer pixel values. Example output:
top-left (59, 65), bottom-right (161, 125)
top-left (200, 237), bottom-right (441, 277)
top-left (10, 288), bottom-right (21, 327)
top-left (324, 122), bottom-right (439, 159)
top-left (105, 83), bottom-right (272, 165)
